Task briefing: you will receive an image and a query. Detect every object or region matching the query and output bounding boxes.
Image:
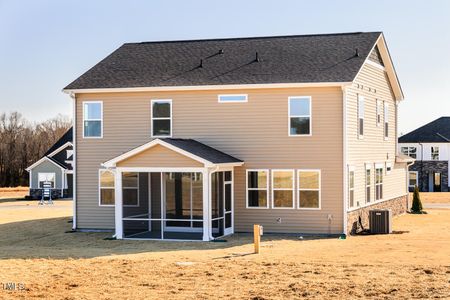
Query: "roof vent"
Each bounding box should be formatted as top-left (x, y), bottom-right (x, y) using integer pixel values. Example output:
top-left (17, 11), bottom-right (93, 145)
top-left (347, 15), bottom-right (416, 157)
top-left (255, 52), bottom-right (260, 62)
top-left (355, 48), bottom-right (360, 57)
top-left (199, 59), bottom-right (203, 68)
top-left (218, 49), bottom-right (224, 55)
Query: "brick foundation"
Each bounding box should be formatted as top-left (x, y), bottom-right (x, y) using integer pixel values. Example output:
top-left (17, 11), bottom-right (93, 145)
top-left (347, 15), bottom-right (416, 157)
top-left (347, 195), bottom-right (408, 234)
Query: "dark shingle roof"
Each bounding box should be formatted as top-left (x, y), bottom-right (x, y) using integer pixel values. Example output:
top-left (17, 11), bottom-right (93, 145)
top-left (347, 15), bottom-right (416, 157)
top-left (64, 32), bottom-right (381, 90)
top-left (161, 138), bottom-right (242, 164)
top-left (44, 127), bottom-right (73, 156)
top-left (399, 117), bottom-right (450, 143)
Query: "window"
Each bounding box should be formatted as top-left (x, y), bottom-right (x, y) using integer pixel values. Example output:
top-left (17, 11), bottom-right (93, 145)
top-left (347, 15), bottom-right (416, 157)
top-left (384, 102), bottom-right (389, 139)
top-left (298, 170), bottom-right (320, 209)
top-left (218, 94), bottom-right (248, 103)
top-left (246, 170), bottom-right (269, 208)
top-left (386, 162), bottom-right (392, 174)
top-left (358, 95), bottom-right (364, 138)
top-left (151, 99), bottom-right (172, 137)
top-left (409, 171), bottom-right (418, 188)
top-left (365, 166), bottom-right (371, 204)
top-left (38, 173), bottom-right (55, 188)
top-left (376, 100), bottom-right (382, 127)
top-left (289, 96), bottom-right (311, 136)
top-left (66, 150), bottom-right (74, 159)
top-left (272, 170), bottom-right (294, 208)
top-left (83, 101), bottom-right (102, 138)
top-left (375, 166), bottom-right (383, 200)
top-left (122, 172), bottom-right (139, 206)
top-left (99, 170), bottom-right (115, 206)
top-left (348, 168), bottom-right (355, 208)
top-left (401, 147), bottom-right (417, 159)
top-left (431, 147), bottom-right (439, 160)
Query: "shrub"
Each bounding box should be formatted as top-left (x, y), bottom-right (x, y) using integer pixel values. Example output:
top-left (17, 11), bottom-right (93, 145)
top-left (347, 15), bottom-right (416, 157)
top-left (411, 185), bottom-right (423, 213)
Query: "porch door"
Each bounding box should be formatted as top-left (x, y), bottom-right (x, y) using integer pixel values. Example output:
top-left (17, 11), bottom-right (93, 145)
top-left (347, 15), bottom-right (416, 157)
top-left (211, 171), bottom-right (233, 237)
top-left (224, 176), bottom-right (233, 235)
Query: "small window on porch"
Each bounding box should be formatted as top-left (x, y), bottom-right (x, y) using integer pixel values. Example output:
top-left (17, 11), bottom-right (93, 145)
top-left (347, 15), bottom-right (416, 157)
top-left (99, 170), bottom-right (115, 206)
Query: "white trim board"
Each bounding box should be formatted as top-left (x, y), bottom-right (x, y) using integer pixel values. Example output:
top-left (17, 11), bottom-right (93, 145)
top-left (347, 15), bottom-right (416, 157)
top-left (26, 156), bottom-right (67, 172)
top-left (46, 142), bottom-right (73, 158)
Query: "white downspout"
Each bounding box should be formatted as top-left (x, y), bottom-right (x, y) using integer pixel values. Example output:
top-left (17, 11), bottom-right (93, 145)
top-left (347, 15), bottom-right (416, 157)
top-left (342, 86), bottom-right (348, 235)
top-left (70, 92), bottom-right (77, 230)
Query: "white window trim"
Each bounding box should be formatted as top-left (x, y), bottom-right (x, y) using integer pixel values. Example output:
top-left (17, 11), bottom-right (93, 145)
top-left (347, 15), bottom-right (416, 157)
top-left (38, 172), bottom-right (56, 188)
top-left (122, 172), bottom-right (140, 207)
top-left (288, 96), bottom-right (312, 137)
top-left (400, 146), bottom-right (417, 159)
top-left (376, 99), bottom-right (382, 127)
top-left (82, 101), bottom-right (103, 139)
top-left (384, 102), bottom-right (389, 140)
top-left (297, 169), bottom-right (321, 210)
top-left (218, 94), bottom-right (248, 103)
top-left (271, 169), bottom-right (295, 209)
top-left (348, 166), bottom-right (355, 209)
top-left (358, 95), bottom-right (364, 139)
top-left (99, 169), bottom-right (115, 207)
top-left (245, 169), bottom-right (269, 209)
top-left (408, 171), bottom-right (418, 188)
top-left (151, 99), bottom-right (173, 138)
top-left (365, 164), bottom-right (372, 205)
top-left (375, 164), bottom-right (384, 201)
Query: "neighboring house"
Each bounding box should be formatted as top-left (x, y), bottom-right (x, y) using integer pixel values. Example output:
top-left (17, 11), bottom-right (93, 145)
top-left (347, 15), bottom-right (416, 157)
top-left (26, 128), bottom-right (74, 199)
top-left (63, 32), bottom-right (409, 240)
top-left (399, 117), bottom-right (450, 192)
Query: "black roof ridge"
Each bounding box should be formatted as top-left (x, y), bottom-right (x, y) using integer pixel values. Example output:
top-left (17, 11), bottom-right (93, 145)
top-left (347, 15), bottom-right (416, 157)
top-left (126, 31), bottom-right (382, 45)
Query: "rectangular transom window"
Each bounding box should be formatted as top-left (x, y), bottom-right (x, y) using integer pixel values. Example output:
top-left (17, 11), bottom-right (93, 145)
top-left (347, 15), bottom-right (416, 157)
top-left (375, 166), bottom-right (383, 200)
top-left (122, 172), bottom-right (139, 206)
top-left (151, 99), bottom-right (172, 137)
top-left (409, 171), bottom-right (418, 188)
top-left (358, 95), bottom-right (364, 138)
top-left (289, 96), bottom-right (311, 136)
top-left (83, 101), bottom-right (102, 138)
top-left (246, 170), bottom-right (269, 208)
top-left (38, 172), bottom-right (55, 188)
top-left (272, 170), bottom-right (294, 208)
top-left (298, 170), bottom-right (321, 209)
top-left (401, 147), bottom-right (417, 159)
top-left (384, 102), bottom-right (389, 139)
top-left (218, 94), bottom-right (248, 103)
top-left (431, 146), bottom-right (439, 160)
top-left (99, 170), bottom-right (115, 206)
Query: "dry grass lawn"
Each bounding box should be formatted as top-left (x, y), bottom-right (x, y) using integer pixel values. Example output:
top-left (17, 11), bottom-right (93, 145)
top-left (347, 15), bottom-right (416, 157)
top-left (412, 192), bottom-right (450, 204)
top-left (0, 187), bottom-right (29, 200)
top-left (0, 199), bottom-right (449, 299)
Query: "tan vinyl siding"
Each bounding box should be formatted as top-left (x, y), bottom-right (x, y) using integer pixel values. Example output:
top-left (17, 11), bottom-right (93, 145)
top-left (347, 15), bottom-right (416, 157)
top-left (117, 144), bottom-right (203, 168)
top-left (76, 87), bottom-right (343, 233)
top-left (346, 61), bottom-right (407, 211)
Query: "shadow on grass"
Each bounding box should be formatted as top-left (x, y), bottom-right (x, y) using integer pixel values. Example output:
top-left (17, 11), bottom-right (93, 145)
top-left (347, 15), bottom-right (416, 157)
top-left (0, 217), bottom-right (337, 260)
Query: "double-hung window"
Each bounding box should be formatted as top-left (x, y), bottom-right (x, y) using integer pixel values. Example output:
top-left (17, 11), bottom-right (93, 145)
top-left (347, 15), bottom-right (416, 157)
top-left (38, 173), bottom-right (55, 188)
top-left (365, 165), bottom-right (371, 204)
top-left (83, 101), bottom-right (102, 138)
top-left (246, 170), bottom-right (269, 208)
top-left (298, 170), bottom-right (321, 209)
top-left (375, 166), bottom-right (383, 200)
top-left (272, 170), bottom-right (294, 208)
top-left (409, 171), bottom-right (418, 189)
top-left (401, 147), bottom-right (417, 159)
top-left (288, 96), bottom-right (311, 136)
top-left (348, 168), bottom-right (355, 208)
top-left (99, 170), bottom-right (115, 206)
top-left (151, 99), bottom-right (172, 137)
top-left (384, 102), bottom-right (389, 139)
top-left (358, 95), bottom-right (364, 138)
top-left (431, 146), bottom-right (439, 160)
top-left (122, 172), bottom-right (139, 206)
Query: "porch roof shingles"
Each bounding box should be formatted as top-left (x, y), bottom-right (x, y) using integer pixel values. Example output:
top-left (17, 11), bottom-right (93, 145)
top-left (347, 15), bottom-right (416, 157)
top-left (160, 138), bottom-right (243, 164)
top-left (64, 32), bottom-right (381, 90)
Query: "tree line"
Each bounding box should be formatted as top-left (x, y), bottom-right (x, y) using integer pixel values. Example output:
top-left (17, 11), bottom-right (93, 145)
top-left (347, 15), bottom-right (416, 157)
top-left (0, 112), bottom-right (71, 187)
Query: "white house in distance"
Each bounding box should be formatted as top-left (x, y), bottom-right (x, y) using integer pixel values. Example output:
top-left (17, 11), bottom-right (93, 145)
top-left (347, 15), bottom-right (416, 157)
top-left (398, 117), bottom-right (450, 192)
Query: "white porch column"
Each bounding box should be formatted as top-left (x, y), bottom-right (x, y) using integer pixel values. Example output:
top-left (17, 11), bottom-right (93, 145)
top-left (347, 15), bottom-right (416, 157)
top-left (202, 168), bottom-right (210, 241)
top-left (114, 169), bottom-right (123, 239)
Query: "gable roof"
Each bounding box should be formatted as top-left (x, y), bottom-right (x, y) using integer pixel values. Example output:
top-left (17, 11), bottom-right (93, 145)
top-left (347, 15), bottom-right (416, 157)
top-left (44, 127), bottom-right (73, 156)
top-left (64, 32), bottom-right (382, 91)
top-left (398, 117), bottom-right (450, 143)
top-left (102, 138), bottom-right (243, 168)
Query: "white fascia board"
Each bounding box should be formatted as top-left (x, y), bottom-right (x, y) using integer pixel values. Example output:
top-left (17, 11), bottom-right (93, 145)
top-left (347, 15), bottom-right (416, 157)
top-left (63, 82), bottom-right (352, 94)
top-left (26, 156), bottom-right (66, 172)
top-left (46, 142), bottom-right (73, 158)
top-left (102, 139), bottom-right (213, 168)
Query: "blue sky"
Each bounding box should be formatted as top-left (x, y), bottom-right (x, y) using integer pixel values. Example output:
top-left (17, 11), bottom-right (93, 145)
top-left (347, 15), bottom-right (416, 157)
top-left (0, 0), bottom-right (449, 134)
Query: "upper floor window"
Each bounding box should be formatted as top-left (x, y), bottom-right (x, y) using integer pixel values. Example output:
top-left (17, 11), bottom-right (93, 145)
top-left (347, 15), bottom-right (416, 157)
top-left (401, 147), bottom-right (417, 159)
top-left (384, 102), bottom-right (389, 139)
top-left (66, 149), bottom-right (74, 159)
top-left (151, 99), bottom-right (172, 137)
top-left (218, 94), bottom-right (248, 103)
top-left (246, 170), bottom-right (269, 208)
top-left (431, 146), bottom-right (439, 160)
top-left (358, 95), bottom-right (364, 138)
top-left (83, 101), bottom-right (102, 138)
top-left (288, 96), bottom-right (311, 136)
top-left (376, 100), bottom-right (382, 127)
top-left (99, 170), bottom-right (115, 206)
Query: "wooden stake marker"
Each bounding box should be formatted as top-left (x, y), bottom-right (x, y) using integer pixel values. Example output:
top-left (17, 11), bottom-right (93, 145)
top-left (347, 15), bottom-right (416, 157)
top-left (254, 224), bottom-right (263, 254)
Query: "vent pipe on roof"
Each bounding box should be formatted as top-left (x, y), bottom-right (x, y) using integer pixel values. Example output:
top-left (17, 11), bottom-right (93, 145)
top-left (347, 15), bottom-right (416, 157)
top-left (218, 49), bottom-right (224, 55)
top-left (355, 48), bottom-right (359, 57)
top-left (199, 59), bottom-right (203, 68)
top-left (255, 52), bottom-right (260, 62)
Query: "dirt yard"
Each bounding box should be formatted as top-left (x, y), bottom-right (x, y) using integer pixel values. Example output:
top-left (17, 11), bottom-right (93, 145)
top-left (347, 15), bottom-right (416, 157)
top-left (0, 187), bottom-right (29, 200)
top-left (0, 198), bottom-right (449, 299)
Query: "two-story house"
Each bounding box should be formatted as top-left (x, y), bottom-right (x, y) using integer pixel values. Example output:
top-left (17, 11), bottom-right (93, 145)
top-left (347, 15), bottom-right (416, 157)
top-left (63, 32), bottom-right (408, 240)
top-left (399, 117), bottom-right (450, 192)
